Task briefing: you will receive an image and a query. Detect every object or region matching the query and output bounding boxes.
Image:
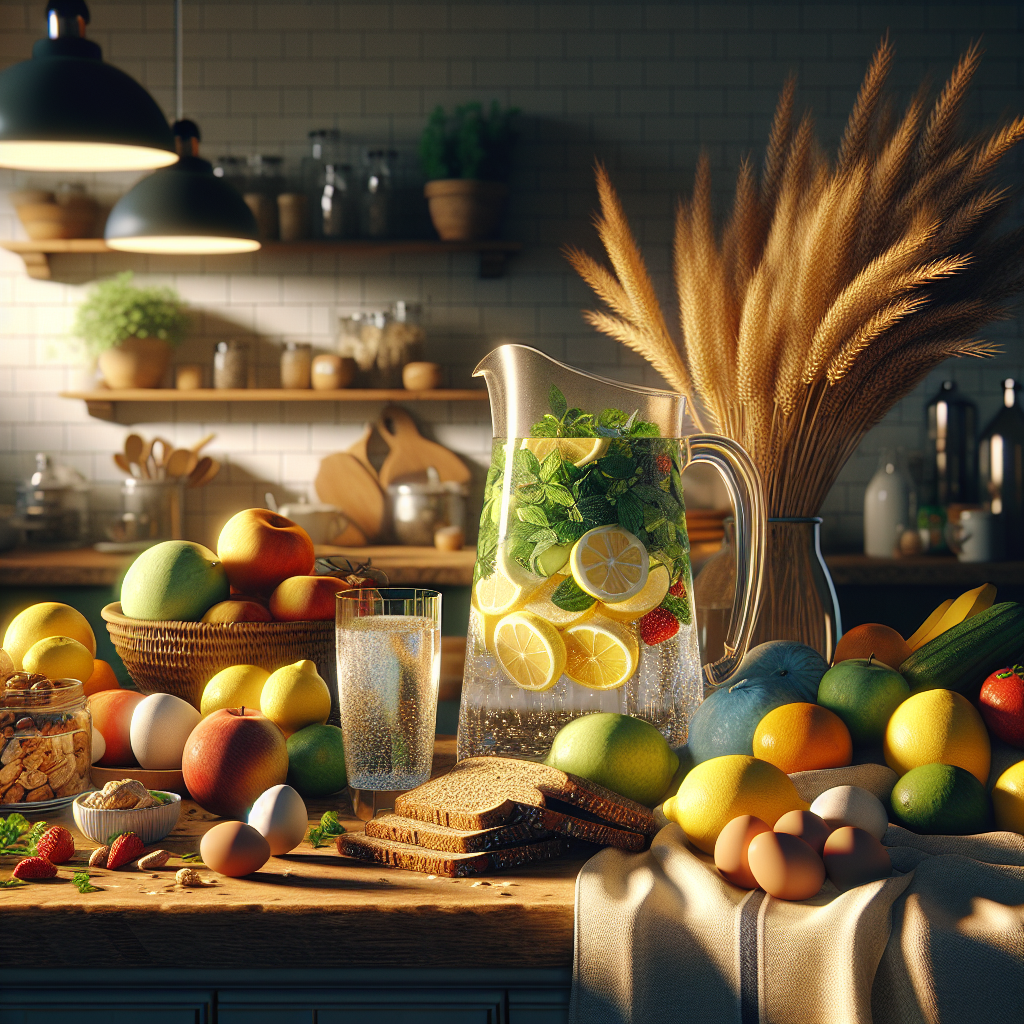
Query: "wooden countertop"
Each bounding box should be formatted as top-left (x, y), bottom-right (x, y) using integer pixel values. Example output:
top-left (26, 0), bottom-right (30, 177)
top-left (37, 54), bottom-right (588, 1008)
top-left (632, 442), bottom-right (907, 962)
top-left (0, 738), bottom-right (582, 971)
top-left (0, 545), bottom-right (476, 588)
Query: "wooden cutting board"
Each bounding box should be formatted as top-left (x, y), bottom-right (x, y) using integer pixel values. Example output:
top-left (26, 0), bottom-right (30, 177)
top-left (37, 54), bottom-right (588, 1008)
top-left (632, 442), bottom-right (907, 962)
top-left (377, 406), bottom-right (471, 487)
top-left (315, 429), bottom-right (386, 542)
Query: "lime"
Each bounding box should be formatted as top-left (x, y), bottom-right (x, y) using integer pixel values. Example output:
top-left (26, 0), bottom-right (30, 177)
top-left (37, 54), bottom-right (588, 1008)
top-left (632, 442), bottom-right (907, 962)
top-left (533, 543), bottom-right (572, 578)
top-left (663, 754), bottom-right (808, 853)
top-left (286, 723), bottom-right (348, 797)
top-left (817, 658), bottom-right (910, 746)
top-left (545, 712), bottom-right (678, 807)
top-left (890, 763), bottom-right (991, 835)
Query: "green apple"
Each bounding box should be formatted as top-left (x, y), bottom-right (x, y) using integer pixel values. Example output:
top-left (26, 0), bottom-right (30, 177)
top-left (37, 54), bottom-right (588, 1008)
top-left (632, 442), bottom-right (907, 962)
top-left (817, 657), bottom-right (910, 746)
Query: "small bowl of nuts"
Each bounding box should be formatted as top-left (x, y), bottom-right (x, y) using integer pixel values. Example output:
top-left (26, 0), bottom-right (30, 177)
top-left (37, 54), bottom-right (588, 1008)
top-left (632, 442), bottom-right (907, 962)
top-left (73, 778), bottom-right (181, 845)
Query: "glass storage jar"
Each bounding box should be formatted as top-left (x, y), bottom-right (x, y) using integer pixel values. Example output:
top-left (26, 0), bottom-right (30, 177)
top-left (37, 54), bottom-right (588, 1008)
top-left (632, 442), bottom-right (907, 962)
top-left (214, 339), bottom-right (249, 389)
top-left (0, 674), bottom-right (92, 809)
top-left (361, 149), bottom-right (397, 239)
top-left (280, 342), bottom-right (313, 389)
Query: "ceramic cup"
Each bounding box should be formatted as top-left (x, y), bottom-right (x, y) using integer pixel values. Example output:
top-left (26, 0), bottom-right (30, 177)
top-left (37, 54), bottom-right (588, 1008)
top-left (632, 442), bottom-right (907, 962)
top-left (947, 508), bottom-right (993, 562)
top-left (276, 502), bottom-right (349, 544)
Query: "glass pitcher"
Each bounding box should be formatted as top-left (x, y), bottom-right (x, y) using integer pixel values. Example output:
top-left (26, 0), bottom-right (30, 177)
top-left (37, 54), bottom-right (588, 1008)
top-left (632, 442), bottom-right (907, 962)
top-left (458, 345), bottom-right (766, 759)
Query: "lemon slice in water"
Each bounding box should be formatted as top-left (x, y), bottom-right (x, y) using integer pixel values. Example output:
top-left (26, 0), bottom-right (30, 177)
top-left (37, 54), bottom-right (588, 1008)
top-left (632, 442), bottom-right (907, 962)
top-left (601, 563), bottom-right (670, 622)
top-left (493, 611), bottom-right (567, 691)
top-left (521, 436), bottom-right (609, 467)
top-left (570, 526), bottom-right (649, 602)
top-left (564, 617), bottom-right (639, 690)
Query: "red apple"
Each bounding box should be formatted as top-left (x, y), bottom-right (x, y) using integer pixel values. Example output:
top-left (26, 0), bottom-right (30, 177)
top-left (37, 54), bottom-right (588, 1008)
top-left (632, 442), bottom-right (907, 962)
top-left (980, 666), bottom-right (1024, 748)
top-left (88, 689), bottom-right (145, 767)
top-left (216, 508), bottom-right (315, 597)
top-left (269, 575), bottom-right (351, 621)
top-left (181, 707), bottom-right (288, 818)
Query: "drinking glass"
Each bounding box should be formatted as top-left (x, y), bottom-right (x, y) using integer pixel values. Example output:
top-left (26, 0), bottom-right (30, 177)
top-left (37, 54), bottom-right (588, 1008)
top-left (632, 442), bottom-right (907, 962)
top-left (335, 589), bottom-right (441, 803)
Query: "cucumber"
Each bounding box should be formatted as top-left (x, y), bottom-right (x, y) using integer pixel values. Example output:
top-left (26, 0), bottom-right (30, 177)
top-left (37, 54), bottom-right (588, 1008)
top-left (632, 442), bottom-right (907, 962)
top-left (899, 601), bottom-right (1024, 696)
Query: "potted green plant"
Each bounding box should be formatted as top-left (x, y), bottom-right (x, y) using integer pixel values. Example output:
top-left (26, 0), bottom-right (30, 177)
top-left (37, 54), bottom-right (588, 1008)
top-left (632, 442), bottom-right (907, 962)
top-left (419, 102), bottom-right (518, 241)
top-left (72, 272), bottom-right (188, 389)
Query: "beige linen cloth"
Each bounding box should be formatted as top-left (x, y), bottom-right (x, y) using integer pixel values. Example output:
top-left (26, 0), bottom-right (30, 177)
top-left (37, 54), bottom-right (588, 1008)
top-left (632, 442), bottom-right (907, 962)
top-left (571, 764), bottom-right (1024, 1024)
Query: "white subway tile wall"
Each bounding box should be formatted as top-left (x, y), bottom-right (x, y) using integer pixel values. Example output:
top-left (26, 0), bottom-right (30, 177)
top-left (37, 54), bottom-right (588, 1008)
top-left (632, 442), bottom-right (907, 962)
top-left (0, 1), bottom-right (1021, 550)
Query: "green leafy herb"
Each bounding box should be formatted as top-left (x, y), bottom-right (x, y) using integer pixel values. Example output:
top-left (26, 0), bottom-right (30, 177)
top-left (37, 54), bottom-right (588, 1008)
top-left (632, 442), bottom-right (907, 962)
top-left (147, 791), bottom-right (171, 805)
top-left (307, 811), bottom-right (346, 849)
top-left (72, 871), bottom-right (100, 894)
top-left (549, 385), bottom-right (568, 419)
top-left (0, 814), bottom-right (46, 858)
top-left (0, 877), bottom-right (27, 889)
top-left (179, 852), bottom-right (204, 864)
top-left (550, 577), bottom-right (597, 613)
top-left (662, 592), bottom-right (692, 626)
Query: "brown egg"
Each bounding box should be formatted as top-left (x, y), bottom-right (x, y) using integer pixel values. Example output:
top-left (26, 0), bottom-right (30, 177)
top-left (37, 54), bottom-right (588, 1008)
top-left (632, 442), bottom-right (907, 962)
top-left (199, 820), bottom-right (271, 878)
top-left (714, 814), bottom-right (772, 889)
top-left (747, 831), bottom-right (826, 901)
top-left (774, 809), bottom-right (832, 856)
top-left (823, 826), bottom-right (891, 892)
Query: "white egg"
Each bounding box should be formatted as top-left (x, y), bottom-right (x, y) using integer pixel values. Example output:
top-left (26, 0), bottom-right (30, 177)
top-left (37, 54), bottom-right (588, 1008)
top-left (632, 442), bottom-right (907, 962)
top-left (90, 727), bottom-right (106, 764)
top-left (248, 784), bottom-right (308, 855)
top-left (129, 693), bottom-right (201, 770)
top-left (810, 785), bottom-right (889, 841)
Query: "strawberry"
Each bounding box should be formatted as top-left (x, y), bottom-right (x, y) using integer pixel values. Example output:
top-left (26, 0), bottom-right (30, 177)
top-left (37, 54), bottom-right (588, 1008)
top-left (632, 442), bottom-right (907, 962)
top-left (640, 607), bottom-right (679, 646)
top-left (669, 578), bottom-right (686, 598)
top-left (12, 856), bottom-right (57, 880)
top-left (37, 826), bottom-right (75, 865)
top-left (107, 832), bottom-right (146, 870)
top-left (655, 454), bottom-right (672, 475)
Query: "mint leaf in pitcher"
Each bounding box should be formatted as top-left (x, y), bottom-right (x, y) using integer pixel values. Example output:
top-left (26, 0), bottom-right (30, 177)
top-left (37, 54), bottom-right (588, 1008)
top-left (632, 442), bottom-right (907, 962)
top-left (549, 385), bottom-right (568, 419)
top-left (550, 577), bottom-right (597, 612)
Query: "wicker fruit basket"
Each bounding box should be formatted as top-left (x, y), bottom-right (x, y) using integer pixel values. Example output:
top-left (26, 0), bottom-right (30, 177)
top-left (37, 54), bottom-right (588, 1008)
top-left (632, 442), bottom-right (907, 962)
top-left (101, 602), bottom-right (338, 721)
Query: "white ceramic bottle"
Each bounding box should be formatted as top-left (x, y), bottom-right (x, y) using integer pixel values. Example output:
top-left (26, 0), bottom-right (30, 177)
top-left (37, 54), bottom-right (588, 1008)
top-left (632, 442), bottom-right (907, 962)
top-left (864, 450), bottom-right (911, 557)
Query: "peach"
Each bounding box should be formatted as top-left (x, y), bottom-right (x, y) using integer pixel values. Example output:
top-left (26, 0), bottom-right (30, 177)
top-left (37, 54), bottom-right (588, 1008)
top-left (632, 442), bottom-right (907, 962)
top-left (269, 575), bottom-right (351, 621)
top-left (89, 689), bottom-right (145, 766)
top-left (216, 508), bottom-right (315, 597)
top-left (202, 600), bottom-right (274, 624)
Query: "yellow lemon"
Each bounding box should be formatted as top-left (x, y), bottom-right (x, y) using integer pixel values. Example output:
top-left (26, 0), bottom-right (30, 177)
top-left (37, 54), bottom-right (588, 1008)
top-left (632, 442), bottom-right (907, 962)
top-left (521, 436), bottom-right (609, 468)
top-left (493, 611), bottom-right (566, 692)
top-left (3, 601), bottom-right (96, 668)
top-left (563, 617), bottom-right (639, 690)
top-left (201, 664), bottom-right (271, 717)
top-left (601, 563), bottom-right (670, 622)
top-left (992, 760), bottom-right (1024, 835)
top-left (663, 754), bottom-right (808, 854)
top-left (22, 635), bottom-right (95, 684)
top-left (473, 564), bottom-right (531, 618)
top-left (570, 526), bottom-right (649, 603)
top-left (260, 659), bottom-right (332, 736)
top-left (522, 576), bottom-right (597, 630)
top-left (883, 688), bottom-right (991, 784)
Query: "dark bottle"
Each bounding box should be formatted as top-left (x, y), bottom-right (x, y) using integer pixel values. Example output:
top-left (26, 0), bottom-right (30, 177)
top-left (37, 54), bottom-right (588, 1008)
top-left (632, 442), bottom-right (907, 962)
top-left (924, 380), bottom-right (977, 505)
top-left (979, 378), bottom-right (1024, 559)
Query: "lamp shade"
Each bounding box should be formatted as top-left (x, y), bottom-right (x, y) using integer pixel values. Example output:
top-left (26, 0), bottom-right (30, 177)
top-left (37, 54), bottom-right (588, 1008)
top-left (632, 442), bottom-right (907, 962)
top-left (104, 154), bottom-right (261, 254)
top-left (0, 36), bottom-right (176, 172)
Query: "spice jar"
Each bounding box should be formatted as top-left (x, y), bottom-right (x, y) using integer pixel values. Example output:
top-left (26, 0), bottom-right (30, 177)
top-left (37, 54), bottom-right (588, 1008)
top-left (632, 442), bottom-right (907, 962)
top-left (0, 674), bottom-right (92, 808)
top-left (214, 339), bottom-right (249, 389)
top-left (280, 342), bottom-right (313, 389)
top-left (311, 353), bottom-right (355, 390)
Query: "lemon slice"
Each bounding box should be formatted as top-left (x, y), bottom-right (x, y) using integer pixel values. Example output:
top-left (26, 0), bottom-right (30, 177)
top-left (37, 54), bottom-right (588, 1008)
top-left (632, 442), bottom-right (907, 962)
top-left (564, 617), bottom-right (639, 690)
top-left (473, 565), bottom-right (529, 618)
top-left (601, 563), bottom-right (671, 622)
top-left (521, 436), bottom-right (610, 467)
top-left (493, 611), bottom-right (567, 691)
top-left (570, 526), bottom-right (649, 602)
top-left (523, 576), bottom-right (597, 630)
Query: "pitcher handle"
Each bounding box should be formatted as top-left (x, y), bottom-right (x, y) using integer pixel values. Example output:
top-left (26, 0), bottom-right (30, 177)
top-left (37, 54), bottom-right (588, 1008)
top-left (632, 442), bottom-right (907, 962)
top-left (684, 435), bottom-right (767, 690)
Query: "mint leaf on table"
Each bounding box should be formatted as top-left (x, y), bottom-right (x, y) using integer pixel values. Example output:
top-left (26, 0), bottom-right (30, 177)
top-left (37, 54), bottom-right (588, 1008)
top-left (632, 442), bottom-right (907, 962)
top-left (72, 871), bottom-right (100, 893)
top-left (180, 852), bottom-right (203, 863)
top-left (0, 878), bottom-right (26, 888)
top-left (307, 811), bottom-right (346, 849)
top-left (0, 815), bottom-right (47, 858)
top-left (550, 577), bottom-right (597, 612)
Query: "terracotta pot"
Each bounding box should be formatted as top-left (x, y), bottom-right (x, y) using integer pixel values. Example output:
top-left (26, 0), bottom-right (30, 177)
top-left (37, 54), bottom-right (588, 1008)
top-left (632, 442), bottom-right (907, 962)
top-left (424, 179), bottom-right (508, 241)
top-left (97, 337), bottom-right (173, 389)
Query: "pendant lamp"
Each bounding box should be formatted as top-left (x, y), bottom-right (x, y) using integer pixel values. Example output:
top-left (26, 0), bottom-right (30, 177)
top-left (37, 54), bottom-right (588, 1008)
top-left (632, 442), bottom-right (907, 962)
top-left (105, 119), bottom-right (260, 254)
top-left (0, 0), bottom-right (176, 172)
top-left (104, 0), bottom-right (259, 255)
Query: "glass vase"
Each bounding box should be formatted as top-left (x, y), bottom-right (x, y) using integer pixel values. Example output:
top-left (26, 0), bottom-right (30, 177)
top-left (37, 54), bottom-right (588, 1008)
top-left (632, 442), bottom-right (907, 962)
top-left (748, 517), bottom-right (841, 664)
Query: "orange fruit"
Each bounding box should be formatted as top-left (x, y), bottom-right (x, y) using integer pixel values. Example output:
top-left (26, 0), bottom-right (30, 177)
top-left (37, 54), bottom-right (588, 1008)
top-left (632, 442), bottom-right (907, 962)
top-left (833, 623), bottom-right (911, 671)
top-left (83, 657), bottom-right (120, 696)
top-left (752, 702), bottom-right (853, 774)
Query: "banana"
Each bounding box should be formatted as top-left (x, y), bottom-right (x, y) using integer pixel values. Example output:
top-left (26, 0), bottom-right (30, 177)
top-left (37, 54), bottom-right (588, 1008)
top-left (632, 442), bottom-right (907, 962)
top-left (908, 583), bottom-right (997, 651)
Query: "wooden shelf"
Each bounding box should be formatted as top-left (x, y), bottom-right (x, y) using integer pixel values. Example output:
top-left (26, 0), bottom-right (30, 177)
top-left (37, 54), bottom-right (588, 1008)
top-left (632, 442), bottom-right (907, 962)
top-left (0, 237), bottom-right (522, 279)
top-left (825, 553), bottom-right (1024, 587)
top-left (60, 387), bottom-right (488, 420)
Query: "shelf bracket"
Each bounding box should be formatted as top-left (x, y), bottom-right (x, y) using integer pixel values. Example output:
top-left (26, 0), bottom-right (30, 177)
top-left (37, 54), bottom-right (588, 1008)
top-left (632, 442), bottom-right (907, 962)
top-left (19, 252), bottom-right (51, 280)
top-left (478, 250), bottom-right (508, 279)
top-left (85, 399), bottom-right (115, 421)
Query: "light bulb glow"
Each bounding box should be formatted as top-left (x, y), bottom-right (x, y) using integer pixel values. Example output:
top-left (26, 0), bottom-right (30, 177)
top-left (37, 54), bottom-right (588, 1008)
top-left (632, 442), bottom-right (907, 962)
top-left (0, 140), bottom-right (177, 172)
top-left (105, 235), bottom-right (261, 254)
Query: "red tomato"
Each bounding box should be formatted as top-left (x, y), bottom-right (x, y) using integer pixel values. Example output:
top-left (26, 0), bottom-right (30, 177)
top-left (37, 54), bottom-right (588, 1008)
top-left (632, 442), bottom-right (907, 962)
top-left (979, 665), bottom-right (1024, 748)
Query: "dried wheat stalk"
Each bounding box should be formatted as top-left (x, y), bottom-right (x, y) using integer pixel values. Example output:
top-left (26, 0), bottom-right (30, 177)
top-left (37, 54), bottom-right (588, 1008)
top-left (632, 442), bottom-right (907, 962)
top-left (569, 40), bottom-right (1024, 516)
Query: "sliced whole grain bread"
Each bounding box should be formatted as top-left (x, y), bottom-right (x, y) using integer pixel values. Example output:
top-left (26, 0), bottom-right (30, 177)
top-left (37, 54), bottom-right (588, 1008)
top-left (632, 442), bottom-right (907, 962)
top-left (336, 832), bottom-right (566, 877)
top-left (393, 757), bottom-right (657, 837)
top-left (365, 813), bottom-right (547, 854)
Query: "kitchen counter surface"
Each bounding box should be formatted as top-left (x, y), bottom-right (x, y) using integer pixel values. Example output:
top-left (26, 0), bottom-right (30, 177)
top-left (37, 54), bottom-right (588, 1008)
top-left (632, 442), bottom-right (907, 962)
top-left (0, 545), bottom-right (477, 588)
top-left (0, 737), bottom-right (582, 972)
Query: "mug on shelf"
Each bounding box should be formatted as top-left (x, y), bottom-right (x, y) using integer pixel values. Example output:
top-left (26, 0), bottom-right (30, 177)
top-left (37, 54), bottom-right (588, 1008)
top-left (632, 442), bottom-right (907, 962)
top-left (945, 508), bottom-right (993, 562)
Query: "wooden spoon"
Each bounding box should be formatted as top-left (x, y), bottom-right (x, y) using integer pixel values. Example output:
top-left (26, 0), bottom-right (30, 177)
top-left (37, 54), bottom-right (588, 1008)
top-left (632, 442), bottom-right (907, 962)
top-left (124, 433), bottom-right (144, 476)
top-left (186, 432), bottom-right (216, 474)
top-left (187, 456), bottom-right (220, 489)
top-left (112, 453), bottom-right (133, 475)
top-left (164, 448), bottom-right (192, 479)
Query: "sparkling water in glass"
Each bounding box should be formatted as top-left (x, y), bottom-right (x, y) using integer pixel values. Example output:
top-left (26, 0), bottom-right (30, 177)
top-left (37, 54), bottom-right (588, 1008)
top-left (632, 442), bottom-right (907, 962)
top-left (336, 589), bottom-right (441, 792)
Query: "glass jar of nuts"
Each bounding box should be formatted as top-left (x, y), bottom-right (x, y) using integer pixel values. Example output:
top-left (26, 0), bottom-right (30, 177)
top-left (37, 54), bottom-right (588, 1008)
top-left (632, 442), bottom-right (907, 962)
top-left (0, 673), bottom-right (92, 809)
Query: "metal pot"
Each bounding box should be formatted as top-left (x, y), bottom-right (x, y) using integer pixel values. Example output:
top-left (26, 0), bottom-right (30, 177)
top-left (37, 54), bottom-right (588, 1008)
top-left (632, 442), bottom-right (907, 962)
top-left (388, 469), bottom-right (467, 546)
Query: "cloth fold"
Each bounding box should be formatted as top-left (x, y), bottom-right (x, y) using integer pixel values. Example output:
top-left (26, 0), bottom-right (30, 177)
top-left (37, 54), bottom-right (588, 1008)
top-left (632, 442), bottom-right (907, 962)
top-left (571, 766), bottom-right (1024, 1024)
